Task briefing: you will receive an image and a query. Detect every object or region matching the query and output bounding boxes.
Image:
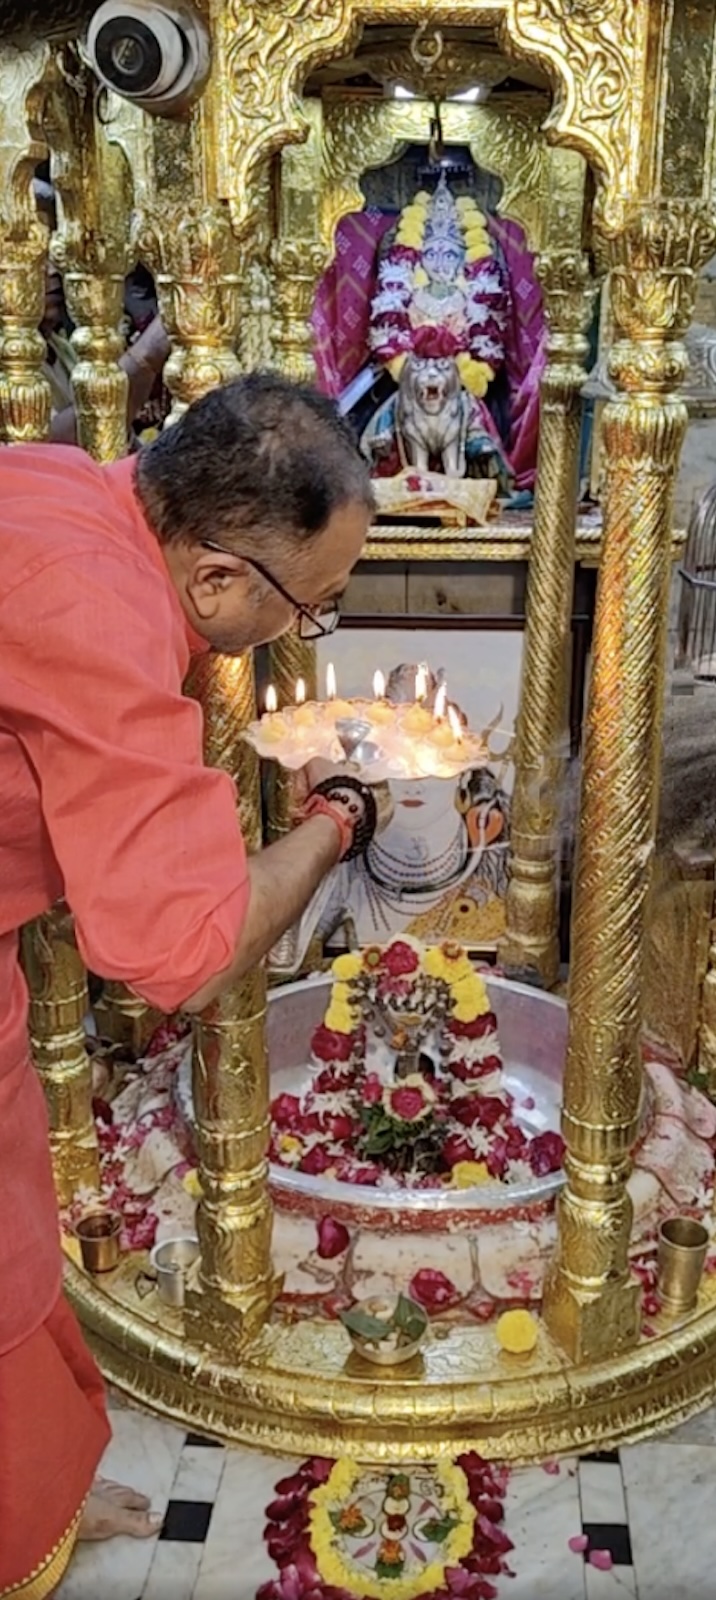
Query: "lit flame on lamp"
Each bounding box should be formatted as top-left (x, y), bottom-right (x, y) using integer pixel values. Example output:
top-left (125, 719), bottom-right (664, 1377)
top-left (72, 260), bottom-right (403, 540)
top-left (448, 705), bottom-right (463, 744)
top-left (265, 684), bottom-right (278, 714)
top-left (434, 683), bottom-right (447, 721)
top-left (326, 662), bottom-right (337, 701)
top-left (373, 668), bottom-right (386, 700)
top-left (415, 663), bottom-right (429, 702)
top-left (295, 677), bottom-right (306, 705)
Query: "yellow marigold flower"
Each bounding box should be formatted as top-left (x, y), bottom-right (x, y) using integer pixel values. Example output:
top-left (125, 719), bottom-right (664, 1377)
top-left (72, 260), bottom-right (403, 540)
top-left (456, 195), bottom-right (482, 214)
top-left (413, 265), bottom-right (429, 288)
top-left (422, 947), bottom-right (449, 982)
top-left (182, 1169), bottom-right (203, 1199)
top-left (278, 1133), bottom-right (303, 1159)
top-left (332, 982), bottom-right (353, 1006)
top-left (456, 354), bottom-right (493, 398)
top-left (496, 1308), bottom-right (539, 1355)
top-left (451, 975), bottom-right (490, 1023)
top-left (452, 1161), bottom-right (491, 1189)
top-left (464, 226), bottom-right (490, 249)
top-left (400, 203), bottom-right (427, 224)
top-left (414, 190), bottom-right (432, 207)
top-left (324, 1001), bottom-right (355, 1034)
top-left (387, 354), bottom-right (407, 381)
top-left (396, 226), bottom-right (423, 248)
top-left (332, 953), bottom-right (362, 981)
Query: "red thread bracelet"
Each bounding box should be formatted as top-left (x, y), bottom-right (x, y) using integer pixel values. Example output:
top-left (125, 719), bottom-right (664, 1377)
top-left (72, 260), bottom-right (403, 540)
top-left (300, 793), bottom-right (353, 860)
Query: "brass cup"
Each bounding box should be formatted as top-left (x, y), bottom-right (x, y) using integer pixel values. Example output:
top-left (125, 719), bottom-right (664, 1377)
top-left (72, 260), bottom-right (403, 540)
top-left (74, 1208), bottom-right (122, 1274)
top-left (657, 1216), bottom-right (709, 1315)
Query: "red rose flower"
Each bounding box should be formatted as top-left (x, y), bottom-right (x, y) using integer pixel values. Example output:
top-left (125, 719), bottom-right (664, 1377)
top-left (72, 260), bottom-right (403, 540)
top-left (505, 1124), bottom-right (528, 1159)
top-left (486, 1139), bottom-right (508, 1179)
top-left (312, 1066), bottom-right (352, 1093)
top-left (382, 940), bottom-right (420, 978)
top-left (299, 1146), bottom-right (334, 1176)
top-left (409, 1267), bottom-right (461, 1313)
top-left (363, 1074), bottom-right (383, 1105)
top-left (528, 1130), bottom-right (565, 1176)
top-left (454, 1095), bottom-right (506, 1131)
top-left (316, 1216), bottom-right (350, 1259)
top-left (443, 1133), bottom-right (475, 1167)
top-left (450, 1057), bottom-right (502, 1083)
top-left (321, 1113), bottom-right (355, 1141)
top-left (448, 1012), bottom-right (498, 1041)
top-left (272, 1093), bottom-right (302, 1129)
top-left (311, 1025), bottom-right (359, 1064)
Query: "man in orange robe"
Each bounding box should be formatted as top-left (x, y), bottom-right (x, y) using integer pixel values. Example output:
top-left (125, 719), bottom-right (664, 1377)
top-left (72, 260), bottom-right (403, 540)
top-left (0, 373), bottom-right (373, 1596)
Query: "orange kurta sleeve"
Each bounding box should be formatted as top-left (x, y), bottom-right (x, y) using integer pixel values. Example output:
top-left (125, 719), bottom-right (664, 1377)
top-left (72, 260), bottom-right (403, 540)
top-left (3, 548), bottom-right (250, 1011)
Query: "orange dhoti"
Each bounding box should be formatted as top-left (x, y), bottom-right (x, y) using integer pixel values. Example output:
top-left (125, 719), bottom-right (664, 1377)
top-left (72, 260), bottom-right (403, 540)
top-left (0, 1295), bottom-right (110, 1599)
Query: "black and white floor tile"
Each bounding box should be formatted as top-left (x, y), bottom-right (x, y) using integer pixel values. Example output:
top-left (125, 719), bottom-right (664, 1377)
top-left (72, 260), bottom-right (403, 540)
top-left (56, 1398), bottom-right (716, 1600)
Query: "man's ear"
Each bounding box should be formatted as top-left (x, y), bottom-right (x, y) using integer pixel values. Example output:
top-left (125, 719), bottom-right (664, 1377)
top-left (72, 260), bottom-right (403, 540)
top-left (186, 549), bottom-right (249, 618)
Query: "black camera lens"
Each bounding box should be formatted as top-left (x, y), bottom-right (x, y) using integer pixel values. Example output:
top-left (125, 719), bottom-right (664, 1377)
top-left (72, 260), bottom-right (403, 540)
top-left (94, 16), bottom-right (166, 95)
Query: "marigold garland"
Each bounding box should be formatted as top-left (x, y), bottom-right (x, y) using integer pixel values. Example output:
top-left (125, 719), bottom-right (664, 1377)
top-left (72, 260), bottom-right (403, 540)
top-left (308, 1457), bottom-right (476, 1600)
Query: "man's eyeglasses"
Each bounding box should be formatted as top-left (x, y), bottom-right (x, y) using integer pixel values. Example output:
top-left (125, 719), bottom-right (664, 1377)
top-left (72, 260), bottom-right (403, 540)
top-left (200, 539), bottom-right (340, 640)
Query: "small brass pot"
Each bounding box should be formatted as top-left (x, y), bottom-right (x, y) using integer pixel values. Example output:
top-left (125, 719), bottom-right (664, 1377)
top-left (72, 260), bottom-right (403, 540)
top-left (657, 1216), bottom-right (709, 1315)
top-left (74, 1208), bottom-right (122, 1274)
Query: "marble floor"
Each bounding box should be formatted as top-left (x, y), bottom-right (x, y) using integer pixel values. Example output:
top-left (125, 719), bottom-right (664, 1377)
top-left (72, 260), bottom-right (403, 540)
top-left (55, 1393), bottom-right (716, 1600)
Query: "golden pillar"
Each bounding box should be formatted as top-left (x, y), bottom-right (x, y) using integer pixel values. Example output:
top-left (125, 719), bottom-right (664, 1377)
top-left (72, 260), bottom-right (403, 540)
top-left (543, 203), bottom-right (716, 1362)
top-left (0, 42), bottom-right (51, 443)
top-left (43, 56), bottom-right (145, 1057)
top-left (500, 251), bottom-right (597, 985)
top-left (151, 201), bottom-right (243, 424)
top-left (138, 155), bottom-right (272, 1332)
top-left (42, 50), bottom-right (132, 460)
top-left (184, 652), bottom-right (276, 1338)
top-left (0, 46), bottom-right (101, 1205)
top-left (21, 913), bottom-right (100, 1204)
top-left (267, 107), bottom-right (326, 845)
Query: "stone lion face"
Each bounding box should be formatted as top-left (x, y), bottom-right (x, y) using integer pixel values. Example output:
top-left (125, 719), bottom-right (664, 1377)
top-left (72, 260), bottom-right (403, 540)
top-left (405, 355), bottom-right (460, 415)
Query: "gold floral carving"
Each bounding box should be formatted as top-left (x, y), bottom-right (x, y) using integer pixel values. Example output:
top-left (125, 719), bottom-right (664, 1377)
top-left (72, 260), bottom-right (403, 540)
top-left (138, 199), bottom-right (243, 422)
top-left (0, 41), bottom-right (52, 443)
top-left (543, 202), bottom-right (716, 1365)
top-left (21, 910), bottom-right (100, 1205)
top-left (500, 251), bottom-right (597, 985)
top-left (40, 48), bottom-right (134, 461)
top-left (502, 0), bottom-right (640, 229)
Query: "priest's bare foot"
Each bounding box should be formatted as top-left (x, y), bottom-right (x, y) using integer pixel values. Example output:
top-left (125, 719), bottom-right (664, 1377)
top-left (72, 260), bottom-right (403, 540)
top-left (78, 1478), bottom-right (163, 1541)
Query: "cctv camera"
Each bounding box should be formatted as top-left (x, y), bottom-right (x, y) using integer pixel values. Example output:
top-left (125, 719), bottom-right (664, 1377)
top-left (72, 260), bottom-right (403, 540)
top-left (86, 1), bottom-right (210, 116)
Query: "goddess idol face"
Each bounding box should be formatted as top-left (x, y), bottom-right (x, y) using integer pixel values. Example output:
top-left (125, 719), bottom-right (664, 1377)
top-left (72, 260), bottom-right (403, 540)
top-left (423, 237), bottom-right (464, 287)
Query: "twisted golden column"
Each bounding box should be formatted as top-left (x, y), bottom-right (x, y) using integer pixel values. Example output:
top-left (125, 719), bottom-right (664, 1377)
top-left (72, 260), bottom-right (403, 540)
top-left (500, 252), bottom-right (597, 986)
top-left (21, 913), bottom-right (100, 1205)
top-left (184, 651), bottom-right (275, 1339)
top-left (543, 204), bottom-right (716, 1363)
top-left (267, 237), bottom-right (325, 865)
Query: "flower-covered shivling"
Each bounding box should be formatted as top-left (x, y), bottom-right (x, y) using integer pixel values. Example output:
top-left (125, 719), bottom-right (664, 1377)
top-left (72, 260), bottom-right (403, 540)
top-left (269, 936), bottom-right (564, 1190)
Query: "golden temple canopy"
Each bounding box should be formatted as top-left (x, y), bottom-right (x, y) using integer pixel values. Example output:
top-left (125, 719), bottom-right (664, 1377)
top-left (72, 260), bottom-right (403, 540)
top-left (3, 0), bottom-right (716, 1460)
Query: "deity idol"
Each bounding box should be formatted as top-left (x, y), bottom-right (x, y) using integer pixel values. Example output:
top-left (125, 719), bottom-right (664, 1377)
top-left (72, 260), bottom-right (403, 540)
top-left (310, 668), bottom-right (512, 950)
top-left (361, 174), bottom-right (512, 491)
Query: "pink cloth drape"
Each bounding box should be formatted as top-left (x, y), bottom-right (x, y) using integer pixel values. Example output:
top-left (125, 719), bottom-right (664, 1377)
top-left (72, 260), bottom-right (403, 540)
top-left (312, 209), bottom-right (395, 399)
top-left (486, 214), bottom-right (545, 492)
top-left (312, 207), bottom-right (545, 491)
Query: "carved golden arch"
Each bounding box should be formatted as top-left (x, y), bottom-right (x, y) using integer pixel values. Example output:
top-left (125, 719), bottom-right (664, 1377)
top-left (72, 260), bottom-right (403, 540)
top-left (215, 0), bottom-right (643, 242)
top-left (319, 94), bottom-right (586, 259)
